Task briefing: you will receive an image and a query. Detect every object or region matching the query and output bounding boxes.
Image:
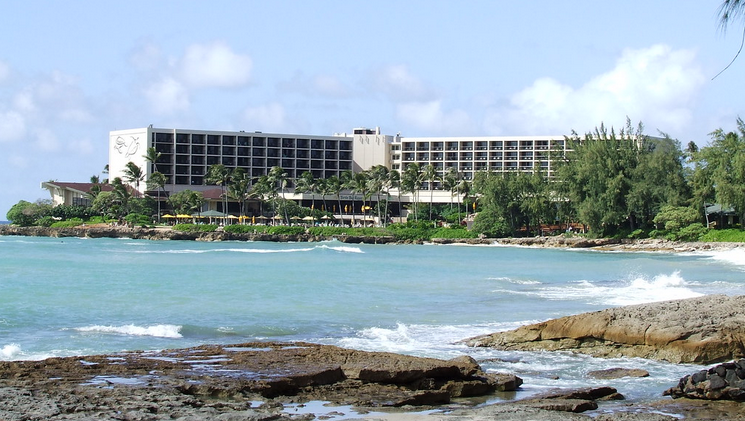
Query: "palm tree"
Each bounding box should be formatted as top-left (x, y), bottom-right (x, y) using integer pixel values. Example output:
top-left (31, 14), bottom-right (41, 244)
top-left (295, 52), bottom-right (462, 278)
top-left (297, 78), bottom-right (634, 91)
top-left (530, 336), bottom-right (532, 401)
top-left (110, 177), bottom-right (131, 217)
top-left (347, 171), bottom-right (369, 225)
top-left (122, 162), bottom-right (145, 198)
top-left (422, 164), bottom-right (440, 221)
top-left (401, 163), bottom-right (423, 222)
top-left (456, 178), bottom-right (472, 224)
top-left (388, 169), bottom-right (401, 222)
top-left (368, 165), bottom-right (390, 225)
top-left (719, 0), bottom-right (745, 29)
top-left (205, 164), bottom-right (231, 223)
top-left (147, 171), bottom-right (167, 222)
top-left (442, 168), bottom-right (458, 213)
top-left (326, 175), bottom-right (343, 221)
top-left (144, 147), bottom-right (162, 174)
top-left (268, 166), bottom-right (290, 223)
top-left (295, 171), bottom-right (318, 210)
top-left (227, 168), bottom-right (252, 218)
top-left (316, 178), bottom-right (331, 214)
top-left (250, 175), bottom-right (273, 218)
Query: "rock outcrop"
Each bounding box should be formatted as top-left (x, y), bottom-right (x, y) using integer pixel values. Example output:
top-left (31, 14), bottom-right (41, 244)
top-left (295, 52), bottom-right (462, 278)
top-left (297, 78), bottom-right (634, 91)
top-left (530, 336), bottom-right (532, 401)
top-left (664, 359), bottom-right (745, 401)
top-left (0, 342), bottom-right (519, 409)
top-left (465, 295), bottom-right (745, 364)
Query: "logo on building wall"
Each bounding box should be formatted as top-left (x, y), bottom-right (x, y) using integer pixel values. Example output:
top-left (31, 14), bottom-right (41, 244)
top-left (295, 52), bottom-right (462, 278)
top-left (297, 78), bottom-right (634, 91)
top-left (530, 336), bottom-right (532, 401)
top-left (114, 136), bottom-right (140, 158)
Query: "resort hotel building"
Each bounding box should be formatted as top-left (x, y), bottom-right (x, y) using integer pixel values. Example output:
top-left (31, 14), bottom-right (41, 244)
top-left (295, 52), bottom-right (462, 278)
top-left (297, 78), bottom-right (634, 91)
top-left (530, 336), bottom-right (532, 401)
top-left (45, 126), bottom-right (569, 219)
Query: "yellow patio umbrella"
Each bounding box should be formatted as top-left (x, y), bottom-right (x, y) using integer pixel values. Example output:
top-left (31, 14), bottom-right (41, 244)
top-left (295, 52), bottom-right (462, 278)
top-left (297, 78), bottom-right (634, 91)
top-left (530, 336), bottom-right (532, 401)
top-left (176, 214), bottom-right (192, 218)
top-left (162, 214), bottom-right (175, 219)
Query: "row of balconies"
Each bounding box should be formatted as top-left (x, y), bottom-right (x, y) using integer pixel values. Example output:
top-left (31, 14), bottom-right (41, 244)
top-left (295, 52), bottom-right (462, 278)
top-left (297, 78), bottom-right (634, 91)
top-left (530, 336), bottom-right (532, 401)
top-left (399, 140), bottom-right (561, 152)
top-left (170, 168), bottom-right (347, 186)
top-left (157, 152), bottom-right (352, 165)
top-left (161, 132), bottom-right (353, 149)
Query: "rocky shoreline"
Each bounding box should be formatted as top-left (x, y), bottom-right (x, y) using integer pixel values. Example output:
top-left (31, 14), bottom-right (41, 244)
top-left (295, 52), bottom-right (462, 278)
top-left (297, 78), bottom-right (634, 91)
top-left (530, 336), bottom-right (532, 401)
top-left (1, 341), bottom-right (743, 421)
top-left (2, 224), bottom-right (744, 252)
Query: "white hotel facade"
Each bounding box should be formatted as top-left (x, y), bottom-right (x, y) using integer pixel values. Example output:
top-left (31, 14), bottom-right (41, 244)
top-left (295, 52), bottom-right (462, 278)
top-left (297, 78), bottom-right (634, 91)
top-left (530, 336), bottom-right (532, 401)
top-left (108, 126), bottom-right (568, 214)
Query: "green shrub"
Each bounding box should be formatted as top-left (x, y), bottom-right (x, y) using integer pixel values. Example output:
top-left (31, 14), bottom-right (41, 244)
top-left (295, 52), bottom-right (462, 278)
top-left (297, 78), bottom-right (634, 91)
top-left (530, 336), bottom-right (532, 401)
top-left (627, 229), bottom-right (647, 239)
top-left (675, 223), bottom-right (708, 242)
top-left (471, 208), bottom-right (510, 238)
top-left (307, 226), bottom-right (349, 236)
top-left (387, 226), bottom-right (430, 242)
top-left (267, 226), bottom-right (306, 235)
top-left (50, 218), bottom-right (84, 228)
top-left (431, 227), bottom-right (478, 239)
top-left (198, 224), bottom-right (219, 232)
top-left (173, 223), bottom-right (200, 232)
top-left (125, 213), bottom-right (151, 226)
top-left (35, 216), bottom-right (56, 227)
top-left (223, 224), bottom-right (268, 234)
top-left (700, 228), bottom-right (745, 243)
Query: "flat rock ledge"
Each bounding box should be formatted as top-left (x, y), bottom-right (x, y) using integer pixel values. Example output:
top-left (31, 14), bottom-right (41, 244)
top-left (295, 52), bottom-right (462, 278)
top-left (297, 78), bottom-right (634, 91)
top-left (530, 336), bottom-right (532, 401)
top-left (0, 342), bottom-right (520, 420)
top-left (465, 295), bottom-right (745, 364)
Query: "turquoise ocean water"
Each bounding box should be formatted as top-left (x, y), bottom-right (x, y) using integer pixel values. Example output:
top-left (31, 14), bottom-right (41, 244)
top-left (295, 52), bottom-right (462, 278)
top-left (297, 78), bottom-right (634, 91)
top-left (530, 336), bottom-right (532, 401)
top-left (1, 235), bottom-right (744, 404)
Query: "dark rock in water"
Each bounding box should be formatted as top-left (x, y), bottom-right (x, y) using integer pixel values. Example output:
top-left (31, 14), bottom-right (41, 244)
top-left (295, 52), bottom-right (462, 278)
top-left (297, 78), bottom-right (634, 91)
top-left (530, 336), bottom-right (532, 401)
top-left (511, 387), bottom-right (624, 414)
top-left (465, 295), bottom-right (745, 364)
top-left (587, 368), bottom-right (650, 379)
top-left (664, 359), bottom-right (745, 401)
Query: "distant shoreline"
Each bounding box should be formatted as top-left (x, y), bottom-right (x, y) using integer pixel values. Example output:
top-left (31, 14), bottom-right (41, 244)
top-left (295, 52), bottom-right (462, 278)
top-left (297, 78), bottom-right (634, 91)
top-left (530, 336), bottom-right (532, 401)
top-left (1, 224), bottom-right (743, 252)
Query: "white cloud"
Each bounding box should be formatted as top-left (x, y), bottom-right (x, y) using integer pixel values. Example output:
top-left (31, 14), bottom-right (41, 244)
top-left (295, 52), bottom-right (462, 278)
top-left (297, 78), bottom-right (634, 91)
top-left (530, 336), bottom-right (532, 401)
top-left (278, 72), bottom-right (352, 98)
top-left (0, 61), bottom-right (10, 83)
top-left (13, 91), bottom-right (36, 113)
top-left (179, 41), bottom-right (252, 88)
top-left (144, 77), bottom-right (190, 115)
top-left (7, 154), bottom-right (28, 169)
top-left (34, 128), bottom-right (59, 152)
top-left (0, 110), bottom-right (26, 142)
top-left (484, 44), bottom-right (705, 135)
top-left (129, 40), bottom-right (163, 72)
top-left (397, 100), bottom-right (474, 135)
top-left (67, 137), bottom-right (94, 155)
top-left (242, 102), bottom-right (287, 131)
top-left (372, 64), bottom-right (433, 102)
top-left (312, 75), bottom-right (351, 98)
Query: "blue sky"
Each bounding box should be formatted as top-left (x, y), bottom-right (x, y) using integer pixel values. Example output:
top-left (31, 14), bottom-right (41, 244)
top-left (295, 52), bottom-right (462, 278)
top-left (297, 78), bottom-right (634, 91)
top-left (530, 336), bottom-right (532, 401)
top-left (1, 1), bottom-right (743, 217)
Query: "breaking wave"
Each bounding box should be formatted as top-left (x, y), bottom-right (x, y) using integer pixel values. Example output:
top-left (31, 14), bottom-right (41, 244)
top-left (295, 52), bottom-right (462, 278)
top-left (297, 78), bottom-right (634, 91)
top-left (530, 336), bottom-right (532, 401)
top-left (73, 324), bottom-right (183, 338)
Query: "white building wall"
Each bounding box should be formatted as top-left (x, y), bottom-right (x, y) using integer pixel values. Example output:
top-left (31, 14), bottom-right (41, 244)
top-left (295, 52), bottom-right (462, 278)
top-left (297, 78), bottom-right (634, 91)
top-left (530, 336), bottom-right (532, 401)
top-left (352, 133), bottom-right (393, 172)
top-left (109, 127), bottom-right (151, 191)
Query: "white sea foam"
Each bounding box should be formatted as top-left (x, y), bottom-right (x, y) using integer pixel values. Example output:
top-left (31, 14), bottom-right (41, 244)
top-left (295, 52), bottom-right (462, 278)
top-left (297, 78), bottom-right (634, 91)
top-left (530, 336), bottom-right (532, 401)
top-left (337, 321), bottom-right (528, 355)
top-left (74, 324), bottom-right (183, 338)
top-left (488, 276), bottom-right (541, 285)
top-left (497, 271), bottom-right (702, 306)
top-left (316, 244), bottom-right (364, 253)
top-left (1, 343), bottom-right (22, 359)
top-left (705, 248), bottom-right (745, 270)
